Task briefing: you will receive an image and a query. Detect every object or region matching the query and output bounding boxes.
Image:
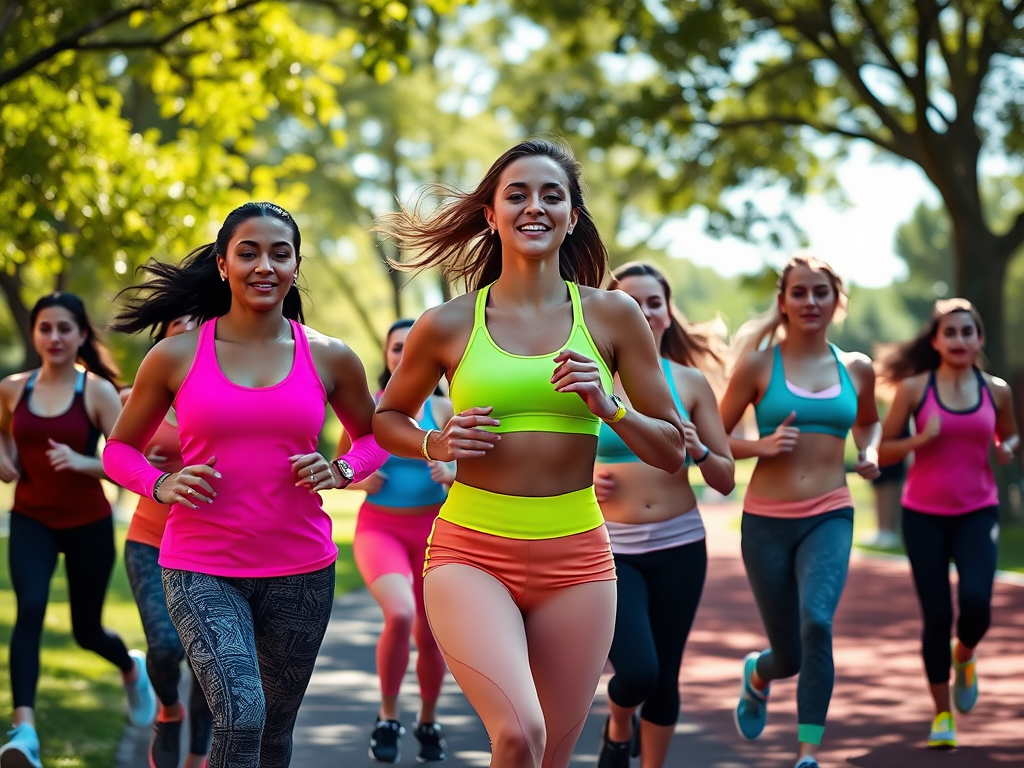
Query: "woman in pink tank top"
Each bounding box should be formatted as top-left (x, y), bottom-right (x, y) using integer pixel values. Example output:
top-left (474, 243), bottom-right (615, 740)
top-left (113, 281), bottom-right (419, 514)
top-left (102, 202), bottom-right (387, 768)
top-left (878, 299), bottom-right (1019, 750)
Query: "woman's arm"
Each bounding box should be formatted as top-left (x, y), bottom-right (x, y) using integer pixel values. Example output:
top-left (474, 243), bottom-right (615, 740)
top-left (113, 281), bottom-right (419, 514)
top-left (376, 305), bottom-right (501, 463)
top-left (587, 291), bottom-right (684, 473)
top-left (990, 374), bottom-right (1020, 465)
top-left (683, 369), bottom-right (735, 495)
top-left (718, 352), bottom-right (798, 460)
top-left (48, 375), bottom-right (122, 479)
top-left (878, 377), bottom-right (936, 465)
top-left (0, 378), bottom-right (21, 482)
top-left (847, 355), bottom-right (881, 480)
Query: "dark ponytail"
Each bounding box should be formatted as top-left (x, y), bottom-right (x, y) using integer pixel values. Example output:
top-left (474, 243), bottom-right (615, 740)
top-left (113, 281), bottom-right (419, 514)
top-left (111, 202), bottom-right (304, 335)
top-left (30, 293), bottom-right (120, 386)
top-left (876, 298), bottom-right (986, 383)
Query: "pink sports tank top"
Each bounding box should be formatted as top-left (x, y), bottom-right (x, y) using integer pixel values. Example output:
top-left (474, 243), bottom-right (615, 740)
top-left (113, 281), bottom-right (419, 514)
top-left (902, 369), bottom-right (998, 516)
top-left (161, 318), bottom-right (337, 577)
top-left (127, 415), bottom-right (182, 549)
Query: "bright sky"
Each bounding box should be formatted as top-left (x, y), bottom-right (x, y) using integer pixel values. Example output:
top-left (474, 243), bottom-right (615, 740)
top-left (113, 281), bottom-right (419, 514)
top-left (660, 142), bottom-right (941, 288)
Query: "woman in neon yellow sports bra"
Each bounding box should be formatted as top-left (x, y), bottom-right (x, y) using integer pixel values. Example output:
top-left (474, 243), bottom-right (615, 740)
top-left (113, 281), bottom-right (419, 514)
top-left (373, 139), bottom-right (686, 768)
top-left (718, 255), bottom-right (881, 768)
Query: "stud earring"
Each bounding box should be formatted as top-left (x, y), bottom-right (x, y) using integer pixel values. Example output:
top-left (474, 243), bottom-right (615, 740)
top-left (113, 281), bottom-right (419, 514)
top-left (220, 273), bottom-right (226, 282)
top-left (567, 228), bottom-right (574, 235)
top-left (293, 274), bottom-right (298, 285)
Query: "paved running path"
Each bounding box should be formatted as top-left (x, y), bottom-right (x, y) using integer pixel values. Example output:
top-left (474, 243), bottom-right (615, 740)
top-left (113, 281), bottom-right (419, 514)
top-left (120, 502), bottom-right (1024, 766)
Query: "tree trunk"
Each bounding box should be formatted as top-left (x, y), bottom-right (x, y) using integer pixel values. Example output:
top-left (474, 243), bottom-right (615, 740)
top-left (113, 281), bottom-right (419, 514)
top-left (0, 267), bottom-right (37, 370)
top-left (951, 213), bottom-right (1008, 377)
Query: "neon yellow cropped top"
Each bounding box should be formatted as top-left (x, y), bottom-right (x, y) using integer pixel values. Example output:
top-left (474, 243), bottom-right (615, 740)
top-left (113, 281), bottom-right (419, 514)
top-left (450, 281), bottom-right (614, 436)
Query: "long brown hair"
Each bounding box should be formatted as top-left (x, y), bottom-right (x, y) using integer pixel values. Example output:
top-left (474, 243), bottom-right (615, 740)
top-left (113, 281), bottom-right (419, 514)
top-left (609, 262), bottom-right (725, 377)
top-left (876, 298), bottom-right (986, 383)
top-left (731, 254), bottom-right (848, 366)
top-left (373, 139), bottom-right (608, 291)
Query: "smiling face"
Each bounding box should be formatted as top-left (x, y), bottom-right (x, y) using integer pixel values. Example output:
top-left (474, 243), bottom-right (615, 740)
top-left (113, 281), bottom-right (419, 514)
top-left (932, 310), bottom-right (983, 369)
top-left (33, 306), bottom-right (87, 367)
top-left (216, 216), bottom-right (299, 312)
top-left (484, 155), bottom-right (579, 262)
top-left (617, 274), bottom-right (671, 350)
top-left (778, 264), bottom-right (839, 334)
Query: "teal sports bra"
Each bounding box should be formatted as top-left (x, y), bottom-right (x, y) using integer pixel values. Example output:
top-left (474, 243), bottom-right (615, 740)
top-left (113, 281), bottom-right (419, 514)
top-left (596, 358), bottom-right (689, 464)
top-left (450, 281), bottom-right (614, 436)
top-left (754, 344), bottom-right (858, 439)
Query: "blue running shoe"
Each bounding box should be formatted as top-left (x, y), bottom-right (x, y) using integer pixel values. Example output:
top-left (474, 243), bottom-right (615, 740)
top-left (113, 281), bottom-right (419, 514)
top-left (795, 758), bottom-right (819, 768)
top-left (734, 651), bottom-right (770, 741)
top-left (952, 646), bottom-right (978, 714)
top-left (927, 711), bottom-right (957, 749)
top-left (0, 723), bottom-right (43, 768)
top-left (125, 649), bottom-right (157, 727)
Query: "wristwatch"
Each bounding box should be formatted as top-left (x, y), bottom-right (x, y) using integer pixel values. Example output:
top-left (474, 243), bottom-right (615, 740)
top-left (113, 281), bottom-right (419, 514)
top-left (602, 394), bottom-right (627, 424)
top-left (332, 458), bottom-right (355, 489)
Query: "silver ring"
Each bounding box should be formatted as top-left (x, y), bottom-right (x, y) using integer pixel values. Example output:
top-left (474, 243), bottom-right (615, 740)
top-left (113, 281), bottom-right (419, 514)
top-left (309, 468), bottom-right (315, 479)
top-left (187, 488), bottom-right (197, 496)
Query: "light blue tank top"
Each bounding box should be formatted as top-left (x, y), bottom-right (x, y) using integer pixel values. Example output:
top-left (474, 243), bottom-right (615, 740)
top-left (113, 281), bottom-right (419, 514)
top-left (754, 344), bottom-right (858, 439)
top-left (366, 398), bottom-right (449, 508)
top-left (596, 358), bottom-right (689, 465)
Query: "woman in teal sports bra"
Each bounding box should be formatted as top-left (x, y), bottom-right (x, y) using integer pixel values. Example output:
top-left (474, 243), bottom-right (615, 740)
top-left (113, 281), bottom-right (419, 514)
top-left (372, 139), bottom-right (686, 768)
top-left (718, 255), bottom-right (881, 768)
top-left (593, 262), bottom-right (735, 768)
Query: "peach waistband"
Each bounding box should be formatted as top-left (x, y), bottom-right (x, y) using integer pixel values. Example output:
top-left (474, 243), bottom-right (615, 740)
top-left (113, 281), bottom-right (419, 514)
top-left (743, 486), bottom-right (853, 519)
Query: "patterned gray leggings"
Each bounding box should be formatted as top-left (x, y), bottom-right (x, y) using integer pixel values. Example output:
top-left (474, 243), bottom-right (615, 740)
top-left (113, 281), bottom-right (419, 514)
top-left (162, 564), bottom-right (335, 768)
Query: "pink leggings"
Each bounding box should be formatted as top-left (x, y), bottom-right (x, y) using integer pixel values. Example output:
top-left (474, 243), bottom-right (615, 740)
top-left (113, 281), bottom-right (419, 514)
top-left (353, 503), bottom-right (446, 701)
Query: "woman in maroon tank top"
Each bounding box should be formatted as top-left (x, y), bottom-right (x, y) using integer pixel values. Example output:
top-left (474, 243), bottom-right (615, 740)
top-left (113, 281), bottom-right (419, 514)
top-left (0, 293), bottom-right (157, 767)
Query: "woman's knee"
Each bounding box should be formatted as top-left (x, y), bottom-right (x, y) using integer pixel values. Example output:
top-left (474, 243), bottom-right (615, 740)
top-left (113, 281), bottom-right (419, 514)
top-left (491, 717), bottom-right (546, 768)
top-left (381, 602), bottom-right (416, 636)
top-left (801, 615), bottom-right (834, 652)
top-left (640, 679), bottom-right (681, 727)
top-left (608, 657), bottom-right (659, 709)
top-left (13, 594), bottom-right (48, 633)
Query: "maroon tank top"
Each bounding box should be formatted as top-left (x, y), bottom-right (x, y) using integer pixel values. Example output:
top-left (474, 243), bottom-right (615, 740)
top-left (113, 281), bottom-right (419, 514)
top-left (11, 370), bottom-right (111, 529)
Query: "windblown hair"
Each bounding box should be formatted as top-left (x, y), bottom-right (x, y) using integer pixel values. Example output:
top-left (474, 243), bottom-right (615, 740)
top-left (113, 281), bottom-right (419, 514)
top-left (111, 202), bottom-right (304, 335)
top-left (609, 262), bottom-right (726, 380)
top-left (30, 293), bottom-right (120, 386)
top-left (876, 298), bottom-right (986, 383)
top-left (373, 138), bottom-right (608, 291)
top-left (730, 254), bottom-right (848, 366)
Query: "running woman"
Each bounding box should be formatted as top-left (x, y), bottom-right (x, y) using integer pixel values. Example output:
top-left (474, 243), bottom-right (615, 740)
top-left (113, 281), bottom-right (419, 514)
top-left (346, 318), bottom-right (453, 763)
top-left (877, 299), bottom-right (1018, 749)
top-left (120, 314), bottom-right (212, 768)
top-left (718, 256), bottom-right (881, 768)
top-left (373, 139), bottom-right (686, 768)
top-left (0, 293), bottom-right (157, 768)
top-left (594, 262), bottom-right (735, 768)
top-left (103, 202), bottom-right (388, 768)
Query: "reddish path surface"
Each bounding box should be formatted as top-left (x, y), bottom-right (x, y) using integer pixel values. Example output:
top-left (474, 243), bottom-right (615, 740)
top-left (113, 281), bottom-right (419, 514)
top-left (676, 503), bottom-right (1024, 767)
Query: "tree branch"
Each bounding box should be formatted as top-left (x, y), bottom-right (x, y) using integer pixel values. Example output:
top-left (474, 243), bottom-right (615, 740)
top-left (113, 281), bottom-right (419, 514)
top-left (0, 0), bottom-right (25, 46)
top-left (849, 0), bottom-right (915, 93)
top-left (997, 209), bottom-right (1024, 261)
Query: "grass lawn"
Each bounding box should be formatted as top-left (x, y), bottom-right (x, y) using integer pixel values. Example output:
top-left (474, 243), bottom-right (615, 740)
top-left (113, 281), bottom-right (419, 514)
top-left (0, 484), bottom-right (366, 768)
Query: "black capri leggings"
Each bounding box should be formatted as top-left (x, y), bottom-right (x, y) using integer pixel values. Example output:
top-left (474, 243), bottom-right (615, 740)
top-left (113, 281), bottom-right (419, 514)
top-left (162, 563), bottom-right (335, 768)
top-left (8, 512), bottom-right (132, 708)
top-left (124, 541), bottom-right (212, 755)
top-left (902, 506), bottom-right (999, 684)
top-left (606, 539), bottom-right (707, 726)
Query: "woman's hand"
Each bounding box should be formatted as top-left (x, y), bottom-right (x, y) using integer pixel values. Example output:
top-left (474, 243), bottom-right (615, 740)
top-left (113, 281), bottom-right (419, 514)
top-left (46, 439), bottom-right (86, 473)
top-left (996, 436), bottom-right (1019, 466)
top-left (918, 414), bottom-right (941, 445)
top-left (290, 453), bottom-right (344, 494)
top-left (156, 456), bottom-right (220, 509)
top-left (431, 407), bottom-right (501, 461)
top-left (761, 412), bottom-right (800, 456)
top-left (0, 453), bottom-right (20, 483)
top-left (681, 420), bottom-right (704, 462)
top-left (428, 461), bottom-right (456, 486)
top-left (594, 469), bottom-right (617, 503)
top-left (855, 447), bottom-right (881, 480)
top-left (552, 349), bottom-right (617, 420)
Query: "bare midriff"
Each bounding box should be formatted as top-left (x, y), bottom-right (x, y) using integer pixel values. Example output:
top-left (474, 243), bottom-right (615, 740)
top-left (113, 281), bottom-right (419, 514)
top-left (454, 431), bottom-right (599, 497)
top-left (747, 432), bottom-right (849, 501)
top-left (597, 461), bottom-right (696, 525)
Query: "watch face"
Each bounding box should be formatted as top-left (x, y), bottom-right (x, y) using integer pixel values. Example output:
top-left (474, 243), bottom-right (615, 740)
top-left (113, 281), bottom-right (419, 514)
top-left (338, 460), bottom-right (354, 480)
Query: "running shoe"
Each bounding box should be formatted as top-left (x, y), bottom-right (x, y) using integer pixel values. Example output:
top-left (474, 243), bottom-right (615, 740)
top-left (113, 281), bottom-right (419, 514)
top-left (413, 721), bottom-right (446, 763)
top-left (734, 651), bottom-right (770, 741)
top-left (794, 758), bottom-right (819, 768)
top-left (596, 718), bottom-right (630, 768)
top-left (927, 711), bottom-right (957, 749)
top-left (952, 644), bottom-right (978, 714)
top-left (0, 723), bottom-right (42, 768)
top-left (149, 718), bottom-right (182, 768)
top-left (125, 649), bottom-right (158, 727)
top-left (369, 718), bottom-right (404, 763)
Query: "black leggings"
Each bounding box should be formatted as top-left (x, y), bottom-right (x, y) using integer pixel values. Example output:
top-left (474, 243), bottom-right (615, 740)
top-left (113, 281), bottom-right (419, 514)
top-left (606, 539), bottom-right (707, 726)
top-left (902, 506), bottom-right (999, 684)
top-left (163, 564), bottom-right (335, 768)
top-left (8, 512), bottom-right (132, 708)
top-left (124, 541), bottom-right (212, 755)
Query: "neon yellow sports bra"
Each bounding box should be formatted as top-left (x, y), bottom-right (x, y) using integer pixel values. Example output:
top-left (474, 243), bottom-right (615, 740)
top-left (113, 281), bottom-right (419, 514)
top-left (450, 281), bottom-right (614, 436)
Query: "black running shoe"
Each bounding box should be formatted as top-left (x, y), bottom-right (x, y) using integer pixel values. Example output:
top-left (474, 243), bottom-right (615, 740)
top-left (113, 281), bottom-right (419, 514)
top-left (369, 719), bottom-right (404, 763)
top-left (150, 719), bottom-right (182, 768)
top-left (596, 718), bottom-right (630, 768)
top-left (413, 721), bottom-right (447, 763)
